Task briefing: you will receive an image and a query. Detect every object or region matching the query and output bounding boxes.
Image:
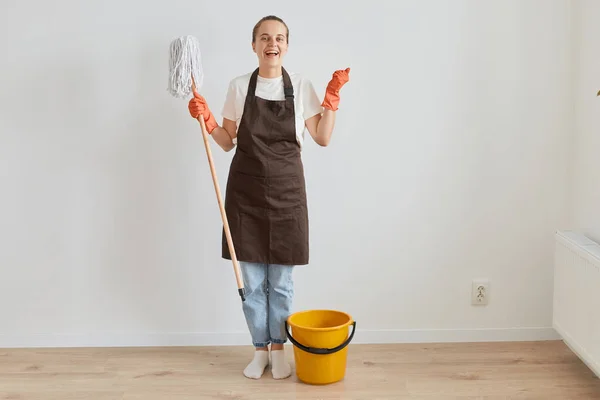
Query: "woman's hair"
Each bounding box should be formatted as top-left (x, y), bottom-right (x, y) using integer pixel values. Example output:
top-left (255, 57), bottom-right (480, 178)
top-left (252, 15), bottom-right (289, 43)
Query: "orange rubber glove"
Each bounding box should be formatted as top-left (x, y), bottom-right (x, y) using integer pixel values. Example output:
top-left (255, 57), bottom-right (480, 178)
top-left (188, 88), bottom-right (218, 134)
top-left (321, 67), bottom-right (350, 111)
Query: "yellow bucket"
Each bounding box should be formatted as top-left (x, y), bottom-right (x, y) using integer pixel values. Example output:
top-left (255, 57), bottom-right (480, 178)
top-left (285, 309), bottom-right (356, 385)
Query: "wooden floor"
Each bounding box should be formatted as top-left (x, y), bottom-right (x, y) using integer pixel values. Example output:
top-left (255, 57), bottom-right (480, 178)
top-left (1, 340), bottom-right (599, 399)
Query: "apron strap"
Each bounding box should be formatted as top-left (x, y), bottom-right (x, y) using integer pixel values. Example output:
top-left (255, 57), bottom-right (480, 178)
top-left (247, 68), bottom-right (259, 98)
top-left (282, 67), bottom-right (294, 99)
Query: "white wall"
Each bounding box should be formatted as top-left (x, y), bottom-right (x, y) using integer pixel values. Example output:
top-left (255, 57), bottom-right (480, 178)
top-left (0, 0), bottom-right (573, 347)
top-left (570, 0), bottom-right (600, 243)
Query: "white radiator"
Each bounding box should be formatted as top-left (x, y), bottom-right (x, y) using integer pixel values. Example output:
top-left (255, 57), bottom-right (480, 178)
top-left (553, 230), bottom-right (600, 378)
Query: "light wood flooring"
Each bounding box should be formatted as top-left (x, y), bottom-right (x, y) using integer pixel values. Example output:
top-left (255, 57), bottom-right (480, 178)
top-left (1, 340), bottom-right (599, 399)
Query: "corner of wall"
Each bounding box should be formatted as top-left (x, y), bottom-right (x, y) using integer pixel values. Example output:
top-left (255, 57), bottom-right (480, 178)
top-left (563, 0), bottom-right (580, 230)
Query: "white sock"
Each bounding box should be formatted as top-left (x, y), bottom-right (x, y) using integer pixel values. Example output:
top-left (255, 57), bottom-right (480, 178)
top-left (243, 350), bottom-right (269, 379)
top-left (270, 349), bottom-right (292, 379)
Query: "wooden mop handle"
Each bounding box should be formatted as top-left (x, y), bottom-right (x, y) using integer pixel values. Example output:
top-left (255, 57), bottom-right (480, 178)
top-left (196, 113), bottom-right (245, 302)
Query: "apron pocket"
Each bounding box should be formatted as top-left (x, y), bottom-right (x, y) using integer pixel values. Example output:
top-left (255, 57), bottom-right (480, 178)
top-left (267, 174), bottom-right (306, 209)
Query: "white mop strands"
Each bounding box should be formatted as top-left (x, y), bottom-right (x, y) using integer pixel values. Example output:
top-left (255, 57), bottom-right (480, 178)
top-left (168, 35), bottom-right (204, 98)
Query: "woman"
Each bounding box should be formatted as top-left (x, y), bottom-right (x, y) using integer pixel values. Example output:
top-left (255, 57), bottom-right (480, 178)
top-left (188, 15), bottom-right (350, 380)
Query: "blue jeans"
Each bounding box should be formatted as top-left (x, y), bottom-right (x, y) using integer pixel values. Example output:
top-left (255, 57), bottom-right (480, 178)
top-left (240, 262), bottom-right (294, 348)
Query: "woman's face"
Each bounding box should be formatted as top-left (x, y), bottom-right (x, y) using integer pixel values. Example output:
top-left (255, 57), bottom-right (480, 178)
top-left (253, 20), bottom-right (288, 68)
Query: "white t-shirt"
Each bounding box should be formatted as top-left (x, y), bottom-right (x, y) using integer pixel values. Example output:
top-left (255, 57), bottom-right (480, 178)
top-left (220, 71), bottom-right (323, 148)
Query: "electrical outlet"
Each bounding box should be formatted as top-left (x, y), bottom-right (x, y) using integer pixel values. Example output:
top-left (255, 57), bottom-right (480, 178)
top-left (471, 279), bottom-right (489, 305)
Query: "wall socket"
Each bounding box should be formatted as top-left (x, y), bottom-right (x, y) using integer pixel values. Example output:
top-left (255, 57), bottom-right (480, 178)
top-left (471, 279), bottom-right (489, 305)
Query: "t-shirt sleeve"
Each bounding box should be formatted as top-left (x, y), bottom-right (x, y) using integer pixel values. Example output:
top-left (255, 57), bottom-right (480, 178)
top-left (221, 80), bottom-right (237, 121)
top-left (301, 78), bottom-right (323, 120)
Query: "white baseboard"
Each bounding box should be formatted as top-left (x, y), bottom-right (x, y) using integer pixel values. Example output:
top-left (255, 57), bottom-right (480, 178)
top-left (0, 327), bottom-right (559, 348)
top-left (356, 327), bottom-right (560, 344)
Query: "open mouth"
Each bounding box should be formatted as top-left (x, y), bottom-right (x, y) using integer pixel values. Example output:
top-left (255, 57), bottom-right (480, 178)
top-left (265, 49), bottom-right (279, 58)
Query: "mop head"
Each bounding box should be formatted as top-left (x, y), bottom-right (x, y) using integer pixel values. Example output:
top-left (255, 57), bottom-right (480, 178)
top-left (168, 35), bottom-right (204, 98)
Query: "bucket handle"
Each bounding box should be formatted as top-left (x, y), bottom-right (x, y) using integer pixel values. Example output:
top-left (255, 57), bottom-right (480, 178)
top-left (284, 320), bottom-right (356, 355)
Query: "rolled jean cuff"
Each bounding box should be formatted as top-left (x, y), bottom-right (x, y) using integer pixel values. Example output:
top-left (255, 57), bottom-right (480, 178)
top-left (271, 338), bottom-right (287, 344)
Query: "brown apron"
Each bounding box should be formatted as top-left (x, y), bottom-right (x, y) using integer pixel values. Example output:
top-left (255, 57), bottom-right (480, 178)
top-left (221, 67), bottom-right (309, 266)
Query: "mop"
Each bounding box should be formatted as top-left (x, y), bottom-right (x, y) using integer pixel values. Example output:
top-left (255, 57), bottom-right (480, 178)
top-left (167, 35), bottom-right (245, 302)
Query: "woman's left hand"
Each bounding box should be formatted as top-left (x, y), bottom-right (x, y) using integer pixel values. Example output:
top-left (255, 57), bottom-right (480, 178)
top-left (322, 68), bottom-right (350, 111)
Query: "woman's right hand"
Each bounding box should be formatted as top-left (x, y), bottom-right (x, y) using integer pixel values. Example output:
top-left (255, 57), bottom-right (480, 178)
top-left (188, 89), bottom-right (218, 133)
